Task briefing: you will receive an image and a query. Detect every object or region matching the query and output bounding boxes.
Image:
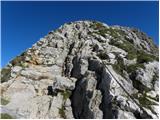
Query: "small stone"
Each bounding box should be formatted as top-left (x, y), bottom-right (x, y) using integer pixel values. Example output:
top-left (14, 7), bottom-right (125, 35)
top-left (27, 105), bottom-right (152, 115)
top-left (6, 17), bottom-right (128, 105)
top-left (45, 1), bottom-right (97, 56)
top-left (108, 53), bottom-right (115, 59)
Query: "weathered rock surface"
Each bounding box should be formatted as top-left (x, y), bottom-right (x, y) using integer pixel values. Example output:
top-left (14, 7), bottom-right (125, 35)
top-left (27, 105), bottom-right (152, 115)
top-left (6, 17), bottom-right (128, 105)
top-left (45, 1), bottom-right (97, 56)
top-left (0, 21), bottom-right (159, 119)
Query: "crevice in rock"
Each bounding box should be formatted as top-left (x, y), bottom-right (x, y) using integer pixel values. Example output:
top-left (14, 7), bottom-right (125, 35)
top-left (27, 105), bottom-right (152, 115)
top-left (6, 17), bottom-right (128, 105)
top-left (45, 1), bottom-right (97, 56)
top-left (88, 58), bottom-right (115, 118)
top-left (69, 56), bottom-right (95, 118)
top-left (68, 42), bottom-right (75, 55)
top-left (48, 97), bottom-right (53, 112)
top-left (95, 66), bottom-right (115, 119)
top-left (70, 76), bottom-right (94, 119)
top-left (133, 110), bottom-right (143, 119)
top-left (62, 42), bottom-right (75, 77)
top-left (70, 57), bottom-right (115, 119)
top-left (70, 76), bottom-right (83, 118)
top-left (70, 55), bottom-right (82, 79)
top-left (63, 56), bottom-right (72, 77)
top-left (133, 110), bottom-right (152, 119)
top-left (47, 86), bottom-right (58, 96)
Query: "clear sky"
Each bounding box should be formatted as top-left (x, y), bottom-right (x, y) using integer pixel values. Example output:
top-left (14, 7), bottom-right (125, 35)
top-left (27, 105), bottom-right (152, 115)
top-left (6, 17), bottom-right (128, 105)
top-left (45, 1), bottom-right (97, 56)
top-left (1, 1), bottom-right (159, 67)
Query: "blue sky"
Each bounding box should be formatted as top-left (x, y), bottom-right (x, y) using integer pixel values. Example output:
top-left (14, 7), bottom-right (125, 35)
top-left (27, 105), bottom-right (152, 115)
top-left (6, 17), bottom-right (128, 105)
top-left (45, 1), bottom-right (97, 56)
top-left (1, 1), bottom-right (159, 67)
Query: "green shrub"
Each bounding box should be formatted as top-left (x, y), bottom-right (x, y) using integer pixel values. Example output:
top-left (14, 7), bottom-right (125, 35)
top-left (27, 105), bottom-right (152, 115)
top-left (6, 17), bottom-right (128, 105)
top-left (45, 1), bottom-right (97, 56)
top-left (137, 50), bottom-right (158, 63)
top-left (110, 40), bottom-right (157, 75)
top-left (10, 51), bottom-right (28, 67)
top-left (109, 40), bottom-right (137, 60)
top-left (1, 67), bottom-right (11, 83)
top-left (1, 98), bottom-right (9, 105)
top-left (59, 106), bottom-right (66, 118)
top-left (112, 56), bottom-right (145, 77)
top-left (132, 92), bottom-right (158, 110)
top-left (147, 94), bottom-right (159, 102)
top-left (139, 95), bottom-right (158, 108)
top-left (97, 52), bottom-right (109, 60)
top-left (11, 56), bottom-right (24, 66)
top-left (109, 38), bottom-right (158, 63)
top-left (126, 53), bottom-right (137, 60)
top-left (132, 79), bottom-right (151, 93)
top-left (98, 28), bottom-right (123, 38)
top-left (58, 90), bottom-right (71, 118)
top-left (90, 22), bottom-right (106, 30)
top-left (151, 74), bottom-right (158, 89)
top-left (61, 90), bottom-right (72, 100)
top-left (126, 64), bottom-right (144, 73)
top-left (145, 37), bottom-right (159, 54)
top-left (90, 22), bottom-right (125, 38)
top-left (0, 113), bottom-right (13, 119)
top-left (112, 57), bottom-right (126, 77)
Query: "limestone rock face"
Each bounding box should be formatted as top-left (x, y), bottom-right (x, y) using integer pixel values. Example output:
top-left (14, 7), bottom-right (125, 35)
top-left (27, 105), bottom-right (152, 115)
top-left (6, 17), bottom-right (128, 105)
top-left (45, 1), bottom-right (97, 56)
top-left (1, 21), bottom-right (159, 119)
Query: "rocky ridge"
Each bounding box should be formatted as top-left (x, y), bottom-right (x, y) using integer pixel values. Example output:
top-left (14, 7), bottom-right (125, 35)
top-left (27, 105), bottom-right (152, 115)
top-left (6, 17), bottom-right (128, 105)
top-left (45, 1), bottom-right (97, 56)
top-left (0, 21), bottom-right (159, 119)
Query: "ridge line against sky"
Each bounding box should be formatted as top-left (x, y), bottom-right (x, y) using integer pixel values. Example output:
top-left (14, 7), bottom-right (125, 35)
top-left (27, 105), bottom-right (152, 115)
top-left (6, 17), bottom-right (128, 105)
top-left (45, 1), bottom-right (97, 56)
top-left (1, 1), bottom-right (159, 68)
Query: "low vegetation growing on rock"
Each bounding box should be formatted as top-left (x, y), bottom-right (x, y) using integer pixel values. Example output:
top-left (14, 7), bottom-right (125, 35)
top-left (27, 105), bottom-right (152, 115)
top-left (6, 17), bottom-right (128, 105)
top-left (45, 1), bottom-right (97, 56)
top-left (0, 113), bottom-right (13, 119)
top-left (1, 98), bottom-right (10, 105)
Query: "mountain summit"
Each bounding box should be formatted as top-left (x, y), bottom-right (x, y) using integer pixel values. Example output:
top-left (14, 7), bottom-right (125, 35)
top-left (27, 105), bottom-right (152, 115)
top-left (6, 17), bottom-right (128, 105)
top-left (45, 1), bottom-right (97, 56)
top-left (1, 21), bottom-right (159, 119)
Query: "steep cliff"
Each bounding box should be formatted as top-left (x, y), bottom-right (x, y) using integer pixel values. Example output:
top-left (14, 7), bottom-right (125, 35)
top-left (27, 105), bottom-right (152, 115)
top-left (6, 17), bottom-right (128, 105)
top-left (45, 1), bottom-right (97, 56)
top-left (0, 21), bottom-right (159, 119)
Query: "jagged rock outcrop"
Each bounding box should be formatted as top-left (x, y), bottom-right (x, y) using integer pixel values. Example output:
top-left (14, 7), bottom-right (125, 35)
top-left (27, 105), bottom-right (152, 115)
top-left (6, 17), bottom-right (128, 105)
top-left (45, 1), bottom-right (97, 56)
top-left (0, 20), bottom-right (159, 119)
